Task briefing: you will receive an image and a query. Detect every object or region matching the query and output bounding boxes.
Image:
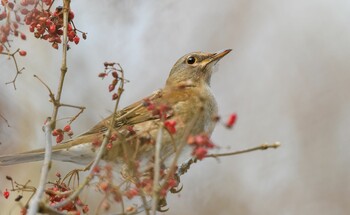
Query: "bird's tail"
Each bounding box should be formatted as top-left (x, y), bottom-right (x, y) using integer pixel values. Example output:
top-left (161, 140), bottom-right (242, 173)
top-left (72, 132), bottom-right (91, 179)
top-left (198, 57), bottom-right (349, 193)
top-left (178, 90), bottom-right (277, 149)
top-left (0, 145), bottom-right (94, 166)
top-left (0, 151), bottom-right (46, 166)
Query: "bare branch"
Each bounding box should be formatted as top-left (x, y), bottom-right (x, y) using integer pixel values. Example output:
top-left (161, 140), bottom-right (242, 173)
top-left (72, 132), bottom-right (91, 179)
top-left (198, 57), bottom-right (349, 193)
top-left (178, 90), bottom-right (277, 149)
top-left (176, 142), bottom-right (281, 178)
top-left (206, 142), bottom-right (281, 158)
top-left (0, 112), bottom-right (10, 127)
top-left (2, 49), bottom-right (25, 90)
top-left (33, 75), bottom-right (56, 104)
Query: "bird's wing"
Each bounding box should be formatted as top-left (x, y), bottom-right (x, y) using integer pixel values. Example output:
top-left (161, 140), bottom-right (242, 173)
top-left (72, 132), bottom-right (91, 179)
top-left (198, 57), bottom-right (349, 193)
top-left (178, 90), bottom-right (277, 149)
top-left (81, 89), bottom-right (164, 136)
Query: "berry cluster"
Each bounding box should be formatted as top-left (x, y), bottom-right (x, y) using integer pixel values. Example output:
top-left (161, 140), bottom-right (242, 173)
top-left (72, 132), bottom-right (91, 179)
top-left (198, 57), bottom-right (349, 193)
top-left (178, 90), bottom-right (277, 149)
top-left (1, 0), bottom-right (85, 54)
top-left (52, 124), bottom-right (73, 143)
top-left (99, 62), bottom-right (124, 100)
top-left (187, 133), bottom-right (215, 160)
top-left (22, 3), bottom-right (84, 49)
top-left (143, 98), bottom-right (173, 120)
top-left (46, 172), bottom-right (89, 214)
top-left (0, 1), bottom-right (27, 54)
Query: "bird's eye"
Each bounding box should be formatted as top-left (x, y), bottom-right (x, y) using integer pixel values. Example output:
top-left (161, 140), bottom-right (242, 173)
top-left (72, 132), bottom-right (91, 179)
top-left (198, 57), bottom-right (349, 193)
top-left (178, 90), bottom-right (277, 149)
top-left (186, 56), bottom-right (196, 64)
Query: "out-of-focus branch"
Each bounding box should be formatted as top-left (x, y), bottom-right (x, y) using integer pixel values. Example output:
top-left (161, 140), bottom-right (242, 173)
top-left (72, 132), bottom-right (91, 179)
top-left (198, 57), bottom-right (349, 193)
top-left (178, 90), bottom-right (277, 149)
top-left (0, 112), bottom-right (10, 127)
top-left (2, 49), bottom-right (25, 90)
top-left (27, 118), bottom-right (53, 215)
top-left (151, 126), bottom-right (163, 215)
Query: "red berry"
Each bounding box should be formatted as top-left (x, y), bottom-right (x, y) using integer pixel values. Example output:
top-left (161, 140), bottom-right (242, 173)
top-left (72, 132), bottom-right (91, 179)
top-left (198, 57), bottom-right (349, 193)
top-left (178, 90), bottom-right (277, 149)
top-left (68, 11), bottom-right (74, 20)
top-left (63, 124), bottom-right (71, 132)
top-left (1, 36), bottom-right (7, 43)
top-left (73, 36), bottom-right (80, 44)
top-left (56, 134), bottom-right (64, 143)
top-left (8, 2), bottom-right (14, 9)
top-left (109, 84), bottom-right (115, 92)
top-left (19, 50), bottom-right (27, 56)
top-left (15, 14), bottom-right (21, 22)
top-left (67, 23), bottom-right (73, 31)
top-left (192, 147), bottom-right (208, 160)
top-left (52, 129), bottom-right (59, 136)
top-left (112, 93), bottom-right (118, 100)
top-left (57, 29), bottom-right (63, 35)
top-left (112, 71), bottom-right (118, 78)
top-left (226, 113), bottom-right (237, 128)
top-left (3, 189), bottom-right (10, 199)
top-left (49, 24), bottom-right (56, 33)
top-left (98, 73), bottom-right (107, 78)
top-left (29, 25), bottom-right (35, 32)
top-left (99, 182), bottom-right (109, 192)
top-left (20, 8), bottom-right (29, 15)
top-left (20, 0), bottom-right (28, 6)
top-left (20, 33), bottom-right (26, 40)
top-left (164, 120), bottom-right (176, 134)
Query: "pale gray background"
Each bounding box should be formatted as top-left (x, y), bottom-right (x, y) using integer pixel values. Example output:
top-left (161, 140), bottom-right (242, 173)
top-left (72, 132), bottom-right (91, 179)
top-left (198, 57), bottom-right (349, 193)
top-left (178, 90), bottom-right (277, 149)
top-left (1, 0), bottom-right (349, 214)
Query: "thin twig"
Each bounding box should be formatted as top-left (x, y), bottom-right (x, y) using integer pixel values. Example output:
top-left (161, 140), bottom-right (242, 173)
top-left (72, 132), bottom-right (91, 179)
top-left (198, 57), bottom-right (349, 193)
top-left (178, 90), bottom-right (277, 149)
top-left (0, 112), bottom-right (10, 127)
top-left (176, 142), bottom-right (281, 177)
top-left (27, 118), bottom-right (53, 215)
top-left (33, 75), bottom-right (56, 103)
top-left (60, 103), bottom-right (86, 124)
top-left (34, 75), bottom-right (86, 124)
top-left (206, 142), bottom-right (281, 158)
top-left (2, 49), bottom-right (25, 90)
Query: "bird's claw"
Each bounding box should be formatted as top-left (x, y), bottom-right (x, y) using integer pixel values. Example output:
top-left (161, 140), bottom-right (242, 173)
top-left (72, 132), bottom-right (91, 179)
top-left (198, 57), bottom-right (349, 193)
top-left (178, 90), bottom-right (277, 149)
top-left (170, 184), bottom-right (183, 193)
top-left (157, 198), bottom-right (169, 212)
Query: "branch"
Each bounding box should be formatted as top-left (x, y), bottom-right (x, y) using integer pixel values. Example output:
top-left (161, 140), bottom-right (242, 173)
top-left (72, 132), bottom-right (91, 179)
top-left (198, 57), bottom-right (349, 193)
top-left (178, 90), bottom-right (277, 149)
top-left (0, 112), bottom-right (10, 127)
top-left (177, 142), bottom-right (281, 177)
top-left (206, 142), bottom-right (281, 158)
top-left (51, 0), bottom-right (70, 128)
top-left (34, 75), bottom-right (86, 124)
top-left (2, 49), bottom-right (25, 90)
top-left (27, 118), bottom-right (53, 215)
top-left (33, 75), bottom-right (56, 104)
top-left (151, 126), bottom-right (163, 215)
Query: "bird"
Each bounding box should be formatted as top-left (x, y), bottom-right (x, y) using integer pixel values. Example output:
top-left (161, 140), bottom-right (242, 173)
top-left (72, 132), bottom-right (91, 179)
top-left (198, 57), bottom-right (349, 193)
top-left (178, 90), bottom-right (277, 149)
top-left (0, 49), bottom-right (232, 168)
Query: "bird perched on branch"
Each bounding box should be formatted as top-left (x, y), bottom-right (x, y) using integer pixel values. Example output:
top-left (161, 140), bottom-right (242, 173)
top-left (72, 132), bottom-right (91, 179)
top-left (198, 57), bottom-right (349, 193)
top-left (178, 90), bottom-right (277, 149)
top-left (0, 49), bottom-right (231, 167)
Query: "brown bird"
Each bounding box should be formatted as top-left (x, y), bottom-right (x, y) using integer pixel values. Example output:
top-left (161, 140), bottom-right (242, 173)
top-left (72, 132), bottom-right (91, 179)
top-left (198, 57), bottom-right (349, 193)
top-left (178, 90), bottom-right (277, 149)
top-left (0, 49), bottom-right (231, 167)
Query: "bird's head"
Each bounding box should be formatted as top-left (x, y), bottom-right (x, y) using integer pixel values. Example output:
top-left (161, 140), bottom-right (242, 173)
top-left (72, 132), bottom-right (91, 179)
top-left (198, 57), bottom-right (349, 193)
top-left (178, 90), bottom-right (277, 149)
top-left (166, 49), bottom-right (232, 86)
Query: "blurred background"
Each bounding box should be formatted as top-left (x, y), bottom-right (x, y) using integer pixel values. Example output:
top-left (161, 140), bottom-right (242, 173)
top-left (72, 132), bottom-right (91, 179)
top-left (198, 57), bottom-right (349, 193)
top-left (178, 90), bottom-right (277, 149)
top-left (1, 0), bottom-right (349, 214)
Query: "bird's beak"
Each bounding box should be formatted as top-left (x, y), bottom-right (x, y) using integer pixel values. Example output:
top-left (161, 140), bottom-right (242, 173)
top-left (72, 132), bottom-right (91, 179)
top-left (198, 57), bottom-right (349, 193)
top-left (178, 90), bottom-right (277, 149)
top-left (202, 49), bottom-right (232, 67)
